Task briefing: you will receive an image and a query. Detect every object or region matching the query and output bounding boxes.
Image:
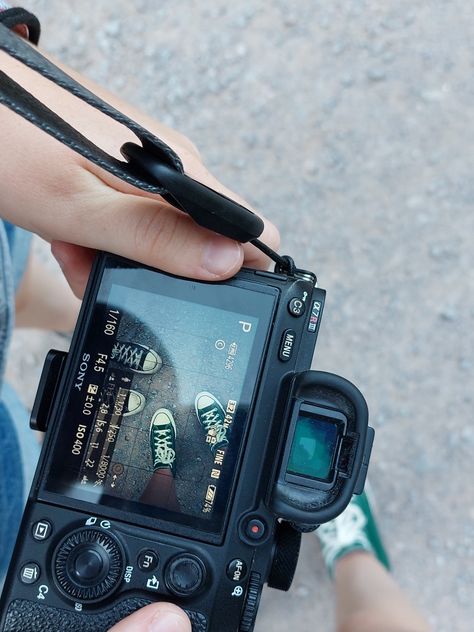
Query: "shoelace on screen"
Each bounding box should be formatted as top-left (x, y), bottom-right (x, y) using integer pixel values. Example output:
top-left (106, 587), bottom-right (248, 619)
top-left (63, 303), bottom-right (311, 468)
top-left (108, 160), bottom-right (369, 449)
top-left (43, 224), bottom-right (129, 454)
top-left (152, 427), bottom-right (176, 468)
top-left (200, 407), bottom-right (229, 448)
top-left (111, 343), bottom-right (144, 371)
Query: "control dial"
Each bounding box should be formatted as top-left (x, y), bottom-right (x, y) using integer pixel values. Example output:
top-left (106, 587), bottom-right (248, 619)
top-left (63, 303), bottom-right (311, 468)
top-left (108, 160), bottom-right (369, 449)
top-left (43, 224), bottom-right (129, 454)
top-left (54, 528), bottom-right (124, 602)
top-left (239, 572), bottom-right (262, 632)
top-left (165, 554), bottom-right (206, 597)
top-left (267, 521), bottom-right (302, 592)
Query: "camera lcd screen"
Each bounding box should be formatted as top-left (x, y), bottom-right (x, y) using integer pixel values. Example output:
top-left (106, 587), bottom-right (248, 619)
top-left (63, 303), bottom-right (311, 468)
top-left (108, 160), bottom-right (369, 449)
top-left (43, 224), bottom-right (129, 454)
top-left (45, 261), bottom-right (276, 534)
top-left (287, 414), bottom-right (340, 482)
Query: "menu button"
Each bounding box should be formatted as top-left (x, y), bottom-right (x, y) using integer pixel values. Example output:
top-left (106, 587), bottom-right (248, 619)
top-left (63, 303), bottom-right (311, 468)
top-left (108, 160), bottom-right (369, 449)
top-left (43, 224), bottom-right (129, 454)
top-left (20, 563), bottom-right (40, 585)
top-left (279, 329), bottom-right (296, 362)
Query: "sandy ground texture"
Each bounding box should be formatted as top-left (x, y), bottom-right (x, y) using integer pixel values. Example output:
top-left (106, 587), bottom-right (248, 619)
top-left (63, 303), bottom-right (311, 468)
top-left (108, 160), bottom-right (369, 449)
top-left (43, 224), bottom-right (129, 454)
top-left (5, 1), bottom-right (474, 631)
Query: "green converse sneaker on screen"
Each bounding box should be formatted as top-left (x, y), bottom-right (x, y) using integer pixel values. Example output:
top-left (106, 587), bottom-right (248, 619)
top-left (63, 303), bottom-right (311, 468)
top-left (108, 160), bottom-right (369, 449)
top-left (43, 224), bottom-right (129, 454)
top-left (149, 408), bottom-right (177, 475)
top-left (111, 341), bottom-right (162, 374)
top-left (316, 484), bottom-right (390, 577)
top-left (195, 391), bottom-right (229, 453)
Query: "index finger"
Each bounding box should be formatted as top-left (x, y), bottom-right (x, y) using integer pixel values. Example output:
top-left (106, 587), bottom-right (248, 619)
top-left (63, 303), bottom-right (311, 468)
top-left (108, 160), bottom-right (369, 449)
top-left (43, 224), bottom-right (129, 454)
top-left (107, 603), bottom-right (191, 632)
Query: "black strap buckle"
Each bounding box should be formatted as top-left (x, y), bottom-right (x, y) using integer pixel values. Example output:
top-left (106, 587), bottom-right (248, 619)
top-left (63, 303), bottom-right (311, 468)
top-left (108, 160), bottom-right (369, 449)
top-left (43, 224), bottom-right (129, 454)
top-left (122, 142), bottom-right (263, 243)
top-left (122, 143), bottom-right (304, 275)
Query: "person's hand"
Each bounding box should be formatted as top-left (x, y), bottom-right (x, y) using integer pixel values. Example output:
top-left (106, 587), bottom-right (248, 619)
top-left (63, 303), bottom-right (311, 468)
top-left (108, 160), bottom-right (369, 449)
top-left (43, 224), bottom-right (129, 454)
top-left (108, 603), bottom-right (191, 632)
top-left (0, 50), bottom-right (280, 297)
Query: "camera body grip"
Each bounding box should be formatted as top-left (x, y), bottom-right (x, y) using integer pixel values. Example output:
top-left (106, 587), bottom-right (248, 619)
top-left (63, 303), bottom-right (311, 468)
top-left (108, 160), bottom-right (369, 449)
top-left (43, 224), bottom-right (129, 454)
top-left (3, 598), bottom-right (207, 632)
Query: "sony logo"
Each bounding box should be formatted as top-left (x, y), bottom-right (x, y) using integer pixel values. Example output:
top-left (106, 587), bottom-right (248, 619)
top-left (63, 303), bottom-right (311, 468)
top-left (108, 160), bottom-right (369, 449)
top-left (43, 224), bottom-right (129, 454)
top-left (74, 353), bottom-right (91, 391)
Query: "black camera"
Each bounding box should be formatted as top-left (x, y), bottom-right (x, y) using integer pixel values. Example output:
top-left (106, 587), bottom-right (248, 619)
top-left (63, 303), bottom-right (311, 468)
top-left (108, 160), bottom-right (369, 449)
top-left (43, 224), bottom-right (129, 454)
top-left (0, 253), bottom-right (373, 632)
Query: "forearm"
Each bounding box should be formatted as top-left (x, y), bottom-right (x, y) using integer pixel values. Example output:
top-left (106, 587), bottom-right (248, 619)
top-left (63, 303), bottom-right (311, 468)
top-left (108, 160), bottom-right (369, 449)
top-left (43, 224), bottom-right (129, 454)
top-left (0, 41), bottom-right (259, 226)
top-left (0, 45), bottom-right (195, 207)
top-left (0, 44), bottom-right (195, 163)
top-left (0, 34), bottom-right (279, 287)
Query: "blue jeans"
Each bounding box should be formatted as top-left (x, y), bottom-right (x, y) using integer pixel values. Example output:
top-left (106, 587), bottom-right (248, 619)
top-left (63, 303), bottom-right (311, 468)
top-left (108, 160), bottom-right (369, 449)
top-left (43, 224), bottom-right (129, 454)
top-left (0, 384), bottom-right (39, 580)
top-left (0, 221), bottom-right (39, 581)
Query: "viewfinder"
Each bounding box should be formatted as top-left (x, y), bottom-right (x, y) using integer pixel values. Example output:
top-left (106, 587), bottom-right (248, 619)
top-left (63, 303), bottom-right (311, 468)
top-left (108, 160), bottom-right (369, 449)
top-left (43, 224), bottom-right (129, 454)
top-left (284, 404), bottom-right (346, 487)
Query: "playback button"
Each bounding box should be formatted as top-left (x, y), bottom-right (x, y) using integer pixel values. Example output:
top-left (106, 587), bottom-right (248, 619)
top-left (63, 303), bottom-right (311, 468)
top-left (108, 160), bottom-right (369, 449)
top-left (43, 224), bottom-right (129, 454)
top-left (32, 520), bottom-right (52, 542)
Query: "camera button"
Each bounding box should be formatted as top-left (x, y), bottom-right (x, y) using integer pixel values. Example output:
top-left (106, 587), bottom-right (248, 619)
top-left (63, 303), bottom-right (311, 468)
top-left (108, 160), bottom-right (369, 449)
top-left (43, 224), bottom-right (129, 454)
top-left (32, 520), bottom-right (52, 542)
top-left (20, 562), bottom-right (41, 585)
top-left (288, 297), bottom-right (305, 317)
top-left (165, 554), bottom-right (206, 597)
top-left (279, 329), bottom-right (296, 362)
top-left (54, 528), bottom-right (124, 602)
top-left (226, 558), bottom-right (247, 582)
top-left (245, 518), bottom-right (266, 541)
top-left (137, 549), bottom-right (159, 572)
top-left (73, 548), bottom-right (104, 582)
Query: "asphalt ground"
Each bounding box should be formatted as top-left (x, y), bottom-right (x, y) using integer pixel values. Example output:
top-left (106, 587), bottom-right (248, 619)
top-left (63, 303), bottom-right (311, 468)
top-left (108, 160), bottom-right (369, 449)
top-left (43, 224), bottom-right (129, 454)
top-left (6, 2), bottom-right (474, 630)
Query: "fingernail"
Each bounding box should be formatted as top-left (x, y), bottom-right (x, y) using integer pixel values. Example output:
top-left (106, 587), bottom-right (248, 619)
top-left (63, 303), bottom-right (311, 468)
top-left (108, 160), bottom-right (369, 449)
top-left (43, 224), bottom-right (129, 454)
top-left (149, 610), bottom-right (189, 632)
top-left (203, 238), bottom-right (242, 276)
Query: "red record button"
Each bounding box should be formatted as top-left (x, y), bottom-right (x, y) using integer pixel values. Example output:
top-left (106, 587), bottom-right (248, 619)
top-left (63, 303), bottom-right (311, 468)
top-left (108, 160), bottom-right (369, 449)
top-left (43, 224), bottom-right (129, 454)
top-left (245, 518), bottom-right (266, 541)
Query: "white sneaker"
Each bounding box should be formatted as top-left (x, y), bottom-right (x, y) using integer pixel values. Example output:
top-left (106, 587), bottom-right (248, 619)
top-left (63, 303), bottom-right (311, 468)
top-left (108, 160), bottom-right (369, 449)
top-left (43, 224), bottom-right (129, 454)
top-left (316, 485), bottom-right (390, 576)
top-left (123, 390), bottom-right (146, 417)
top-left (111, 341), bottom-right (162, 374)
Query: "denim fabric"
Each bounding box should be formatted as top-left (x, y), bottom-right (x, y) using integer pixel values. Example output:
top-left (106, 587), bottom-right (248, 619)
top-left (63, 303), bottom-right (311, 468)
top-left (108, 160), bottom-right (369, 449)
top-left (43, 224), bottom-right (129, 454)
top-left (0, 222), bottom-right (13, 383)
top-left (0, 221), bottom-right (37, 583)
top-left (3, 221), bottom-right (31, 291)
top-left (0, 384), bottom-right (33, 580)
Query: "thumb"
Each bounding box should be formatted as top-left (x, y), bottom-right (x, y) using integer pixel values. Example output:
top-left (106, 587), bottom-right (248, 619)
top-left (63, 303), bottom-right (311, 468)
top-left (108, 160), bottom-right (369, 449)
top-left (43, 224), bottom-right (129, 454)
top-left (108, 603), bottom-right (191, 632)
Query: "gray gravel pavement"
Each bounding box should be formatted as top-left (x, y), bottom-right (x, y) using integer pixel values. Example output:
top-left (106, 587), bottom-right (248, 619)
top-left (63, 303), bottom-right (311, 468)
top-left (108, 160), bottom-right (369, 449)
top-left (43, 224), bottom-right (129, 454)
top-left (6, 1), bottom-right (474, 630)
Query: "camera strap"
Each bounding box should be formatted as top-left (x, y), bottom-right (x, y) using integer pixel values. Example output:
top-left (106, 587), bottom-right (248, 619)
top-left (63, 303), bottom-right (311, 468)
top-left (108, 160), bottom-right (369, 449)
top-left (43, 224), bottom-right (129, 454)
top-left (0, 23), bottom-right (295, 273)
